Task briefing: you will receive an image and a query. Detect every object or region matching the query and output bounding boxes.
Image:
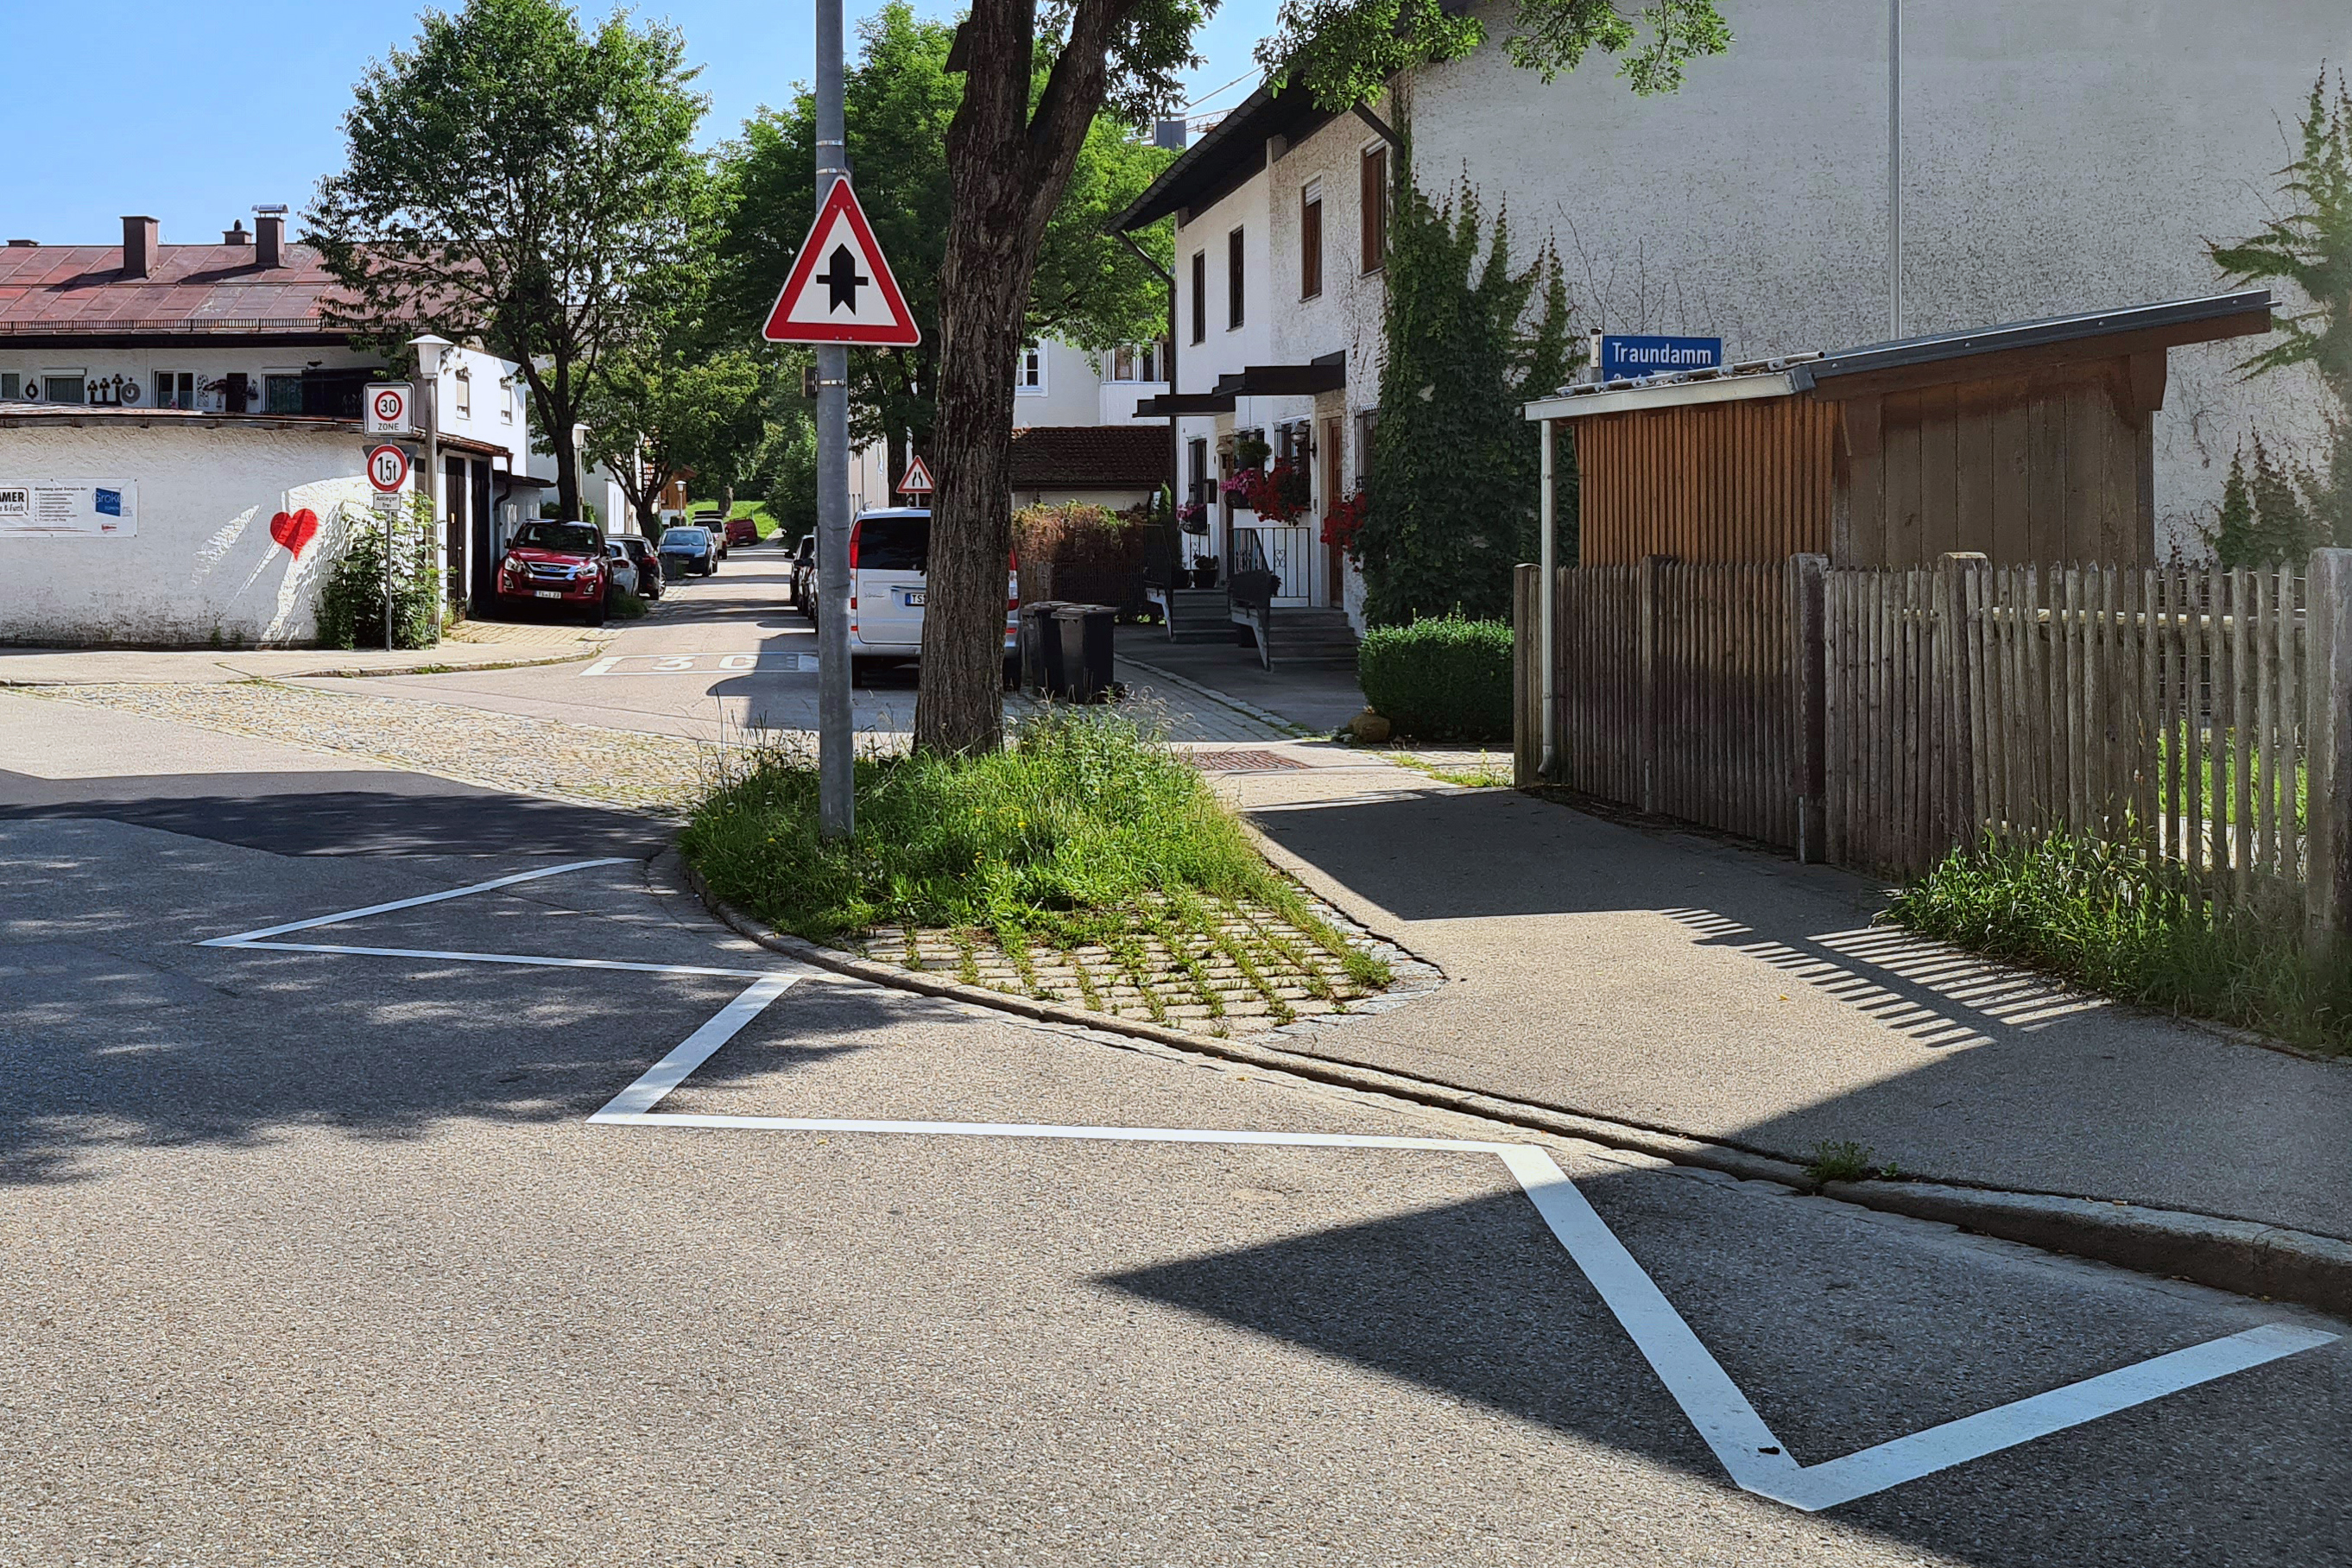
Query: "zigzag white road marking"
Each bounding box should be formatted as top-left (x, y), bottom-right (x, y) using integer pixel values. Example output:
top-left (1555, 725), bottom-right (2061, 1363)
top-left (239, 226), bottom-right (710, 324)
top-left (203, 863), bottom-right (2338, 1514)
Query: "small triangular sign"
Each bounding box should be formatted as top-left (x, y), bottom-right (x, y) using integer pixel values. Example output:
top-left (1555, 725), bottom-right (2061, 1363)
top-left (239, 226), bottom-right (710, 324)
top-left (898, 456), bottom-right (935, 496)
top-left (761, 180), bottom-right (920, 346)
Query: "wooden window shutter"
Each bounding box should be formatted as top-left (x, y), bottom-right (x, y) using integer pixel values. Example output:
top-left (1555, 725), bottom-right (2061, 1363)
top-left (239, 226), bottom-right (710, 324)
top-left (1360, 147), bottom-right (1388, 273)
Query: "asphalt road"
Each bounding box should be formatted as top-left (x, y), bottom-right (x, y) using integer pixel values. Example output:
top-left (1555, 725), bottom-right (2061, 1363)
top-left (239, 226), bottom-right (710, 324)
top-left (3, 594), bottom-right (2349, 1564)
top-left (319, 540), bottom-right (938, 743)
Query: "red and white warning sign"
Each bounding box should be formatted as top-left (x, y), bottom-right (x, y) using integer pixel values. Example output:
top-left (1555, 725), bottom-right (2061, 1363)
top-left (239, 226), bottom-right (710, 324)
top-left (897, 456), bottom-right (934, 496)
top-left (761, 180), bottom-right (920, 346)
top-left (366, 443), bottom-right (412, 493)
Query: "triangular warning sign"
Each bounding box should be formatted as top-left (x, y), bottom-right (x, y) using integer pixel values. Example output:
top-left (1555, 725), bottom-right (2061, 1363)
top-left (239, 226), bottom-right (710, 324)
top-left (898, 457), bottom-right (934, 495)
top-left (761, 180), bottom-right (920, 346)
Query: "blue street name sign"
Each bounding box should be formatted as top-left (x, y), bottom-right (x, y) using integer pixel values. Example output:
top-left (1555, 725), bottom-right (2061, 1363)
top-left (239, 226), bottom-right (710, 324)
top-left (1601, 333), bottom-right (1724, 380)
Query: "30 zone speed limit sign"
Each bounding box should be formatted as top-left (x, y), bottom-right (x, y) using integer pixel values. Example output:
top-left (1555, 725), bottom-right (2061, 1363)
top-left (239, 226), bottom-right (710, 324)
top-left (367, 444), bottom-right (412, 493)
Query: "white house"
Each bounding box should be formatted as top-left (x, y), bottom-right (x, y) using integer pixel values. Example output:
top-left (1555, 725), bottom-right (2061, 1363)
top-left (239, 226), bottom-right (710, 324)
top-left (0, 213), bottom-right (558, 645)
top-left (1116, 0), bottom-right (2349, 629)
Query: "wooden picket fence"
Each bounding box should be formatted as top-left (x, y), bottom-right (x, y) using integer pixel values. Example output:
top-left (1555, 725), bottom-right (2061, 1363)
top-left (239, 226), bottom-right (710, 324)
top-left (1514, 551), bottom-right (2352, 939)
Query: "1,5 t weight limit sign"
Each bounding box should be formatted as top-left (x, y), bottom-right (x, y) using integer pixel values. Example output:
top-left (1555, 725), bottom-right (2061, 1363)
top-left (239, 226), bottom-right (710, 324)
top-left (367, 444), bottom-right (412, 493)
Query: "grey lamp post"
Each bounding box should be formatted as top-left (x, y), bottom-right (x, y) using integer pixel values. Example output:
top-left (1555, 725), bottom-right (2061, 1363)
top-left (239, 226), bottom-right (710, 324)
top-left (409, 334), bottom-right (452, 648)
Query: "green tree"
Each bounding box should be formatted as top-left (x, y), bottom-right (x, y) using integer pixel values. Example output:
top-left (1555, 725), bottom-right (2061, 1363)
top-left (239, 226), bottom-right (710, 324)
top-left (1360, 155), bottom-right (1575, 626)
top-left (915, 0), bottom-right (1728, 756)
top-left (307, 0), bottom-right (707, 522)
top-left (582, 345), bottom-right (766, 534)
top-left (1259, 0), bottom-right (1730, 106)
top-left (2211, 68), bottom-right (2352, 547)
top-left (712, 3), bottom-right (1173, 489)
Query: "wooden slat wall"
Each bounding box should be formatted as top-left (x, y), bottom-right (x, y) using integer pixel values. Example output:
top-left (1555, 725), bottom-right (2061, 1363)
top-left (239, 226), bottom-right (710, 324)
top-left (1838, 370), bottom-right (2155, 569)
top-left (1547, 560), bottom-right (1796, 848)
top-left (1573, 399), bottom-right (1837, 566)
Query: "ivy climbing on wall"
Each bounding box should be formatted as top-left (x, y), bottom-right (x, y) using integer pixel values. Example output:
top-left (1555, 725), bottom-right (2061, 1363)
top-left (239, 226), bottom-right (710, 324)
top-left (1359, 135), bottom-right (1579, 628)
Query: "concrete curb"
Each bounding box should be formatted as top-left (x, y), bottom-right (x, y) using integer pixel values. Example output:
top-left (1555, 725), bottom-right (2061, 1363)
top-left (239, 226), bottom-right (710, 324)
top-left (0, 645), bottom-right (604, 686)
top-left (680, 857), bottom-right (2352, 1320)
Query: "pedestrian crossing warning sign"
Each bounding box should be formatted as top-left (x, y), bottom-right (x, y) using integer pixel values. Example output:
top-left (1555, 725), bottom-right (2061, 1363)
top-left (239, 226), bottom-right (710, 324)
top-left (761, 180), bottom-right (920, 346)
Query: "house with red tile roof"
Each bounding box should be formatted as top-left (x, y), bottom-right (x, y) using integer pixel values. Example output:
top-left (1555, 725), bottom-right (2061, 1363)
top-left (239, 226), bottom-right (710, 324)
top-left (0, 215), bottom-right (619, 644)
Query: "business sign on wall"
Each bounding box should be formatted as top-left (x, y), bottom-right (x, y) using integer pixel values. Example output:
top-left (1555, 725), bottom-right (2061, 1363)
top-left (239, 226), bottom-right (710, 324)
top-left (0, 480), bottom-right (138, 537)
top-left (1600, 334), bottom-right (1725, 380)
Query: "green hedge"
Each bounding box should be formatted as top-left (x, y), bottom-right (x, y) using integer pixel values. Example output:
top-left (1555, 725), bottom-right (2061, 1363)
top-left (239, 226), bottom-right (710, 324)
top-left (1357, 616), bottom-right (1514, 741)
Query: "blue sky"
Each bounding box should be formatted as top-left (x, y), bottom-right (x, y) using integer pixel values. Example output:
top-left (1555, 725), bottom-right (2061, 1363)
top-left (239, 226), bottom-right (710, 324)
top-left (0, 1), bottom-right (1271, 246)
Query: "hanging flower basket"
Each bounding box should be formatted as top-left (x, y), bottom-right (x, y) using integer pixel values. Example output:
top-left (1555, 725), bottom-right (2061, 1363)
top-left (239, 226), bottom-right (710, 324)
top-left (1320, 490), bottom-right (1369, 561)
top-left (1223, 462), bottom-right (1311, 523)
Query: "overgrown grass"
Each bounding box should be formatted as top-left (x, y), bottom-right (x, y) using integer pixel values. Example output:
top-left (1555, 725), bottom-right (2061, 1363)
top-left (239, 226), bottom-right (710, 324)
top-left (684, 708), bottom-right (1389, 989)
top-left (1888, 830), bottom-right (2352, 1056)
top-left (724, 500), bottom-right (781, 540)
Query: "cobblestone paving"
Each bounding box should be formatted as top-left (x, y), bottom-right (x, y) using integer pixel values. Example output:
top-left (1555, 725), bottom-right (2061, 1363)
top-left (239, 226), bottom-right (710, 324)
top-left (44, 682), bottom-right (717, 813)
top-left (859, 891), bottom-right (1415, 1039)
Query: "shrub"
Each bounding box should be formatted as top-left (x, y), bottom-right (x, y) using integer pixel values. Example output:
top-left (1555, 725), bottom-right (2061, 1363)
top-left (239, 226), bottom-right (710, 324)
top-left (1013, 502), bottom-right (1145, 604)
top-left (316, 502), bottom-right (439, 649)
top-left (1357, 616), bottom-right (1514, 741)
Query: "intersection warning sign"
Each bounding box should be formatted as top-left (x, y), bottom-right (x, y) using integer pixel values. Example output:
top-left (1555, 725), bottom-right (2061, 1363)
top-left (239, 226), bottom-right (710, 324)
top-left (761, 180), bottom-right (920, 346)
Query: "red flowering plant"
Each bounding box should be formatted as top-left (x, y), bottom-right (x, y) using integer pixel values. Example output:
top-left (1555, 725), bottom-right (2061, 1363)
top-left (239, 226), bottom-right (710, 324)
top-left (1223, 461), bottom-right (1312, 523)
top-left (1320, 490), bottom-right (1369, 560)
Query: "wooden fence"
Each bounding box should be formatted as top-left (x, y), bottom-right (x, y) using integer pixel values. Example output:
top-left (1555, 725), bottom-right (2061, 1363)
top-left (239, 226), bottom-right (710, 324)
top-left (1515, 559), bottom-right (1800, 849)
top-left (1515, 550), bottom-right (2352, 940)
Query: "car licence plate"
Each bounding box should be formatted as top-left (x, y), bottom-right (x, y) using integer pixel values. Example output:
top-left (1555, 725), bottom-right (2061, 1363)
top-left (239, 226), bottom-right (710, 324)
top-left (534, 590), bottom-right (563, 599)
top-left (903, 590), bottom-right (925, 607)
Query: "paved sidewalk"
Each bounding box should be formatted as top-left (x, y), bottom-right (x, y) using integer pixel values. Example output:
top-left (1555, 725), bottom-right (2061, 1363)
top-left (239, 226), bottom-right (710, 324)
top-left (1218, 750), bottom-right (2352, 1245)
top-left (0, 619), bottom-right (607, 685)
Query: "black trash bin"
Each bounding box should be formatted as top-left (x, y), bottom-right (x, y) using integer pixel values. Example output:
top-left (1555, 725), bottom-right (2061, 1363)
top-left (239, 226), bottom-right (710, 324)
top-left (1053, 603), bottom-right (1117, 703)
top-left (1021, 600), bottom-right (1068, 697)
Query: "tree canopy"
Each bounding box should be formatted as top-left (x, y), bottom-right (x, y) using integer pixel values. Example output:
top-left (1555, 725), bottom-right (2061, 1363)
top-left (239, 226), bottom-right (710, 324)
top-left (712, 2), bottom-right (1175, 484)
top-left (1259, 0), bottom-right (1730, 108)
top-left (307, 0), bottom-right (707, 521)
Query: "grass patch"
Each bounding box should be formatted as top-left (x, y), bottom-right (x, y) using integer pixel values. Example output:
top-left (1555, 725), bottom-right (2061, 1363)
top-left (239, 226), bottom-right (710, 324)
top-left (1888, 830), bottom-right (2352, 1057)
top-left (724, 500), bottom-right (782, 540)
top-left (610, 589), bottom-right (651, 620)
top-left (683, 708), bottom-right (1391, 996)
top-left (1385, 749), bottom-right (1513, 788)
top-left (1804, 1140), bottom-right (1879, 1184)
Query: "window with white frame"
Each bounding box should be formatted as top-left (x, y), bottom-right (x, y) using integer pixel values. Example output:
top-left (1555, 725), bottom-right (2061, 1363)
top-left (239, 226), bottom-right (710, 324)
top-left (1015, 342), bottom-right (1045, 394)
top-left (42, 370), bottom-right (86, 404)
top-left (263, 373), bottom-right (305, 414)
top-left (0, 372), bottom-right (19, 401)
top-left (453, 364), bottom-right (472, 419)
top-left (152, 371), bottom-right (198, 409)
top-left (1107, 341), bottom-right (1164, 382)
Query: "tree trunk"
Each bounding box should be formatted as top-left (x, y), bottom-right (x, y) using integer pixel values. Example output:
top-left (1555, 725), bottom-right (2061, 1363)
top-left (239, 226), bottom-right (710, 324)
top-left (915, 0), bottom-right (1116, 756)
top-left (886, 426), bottom-right (909, 508)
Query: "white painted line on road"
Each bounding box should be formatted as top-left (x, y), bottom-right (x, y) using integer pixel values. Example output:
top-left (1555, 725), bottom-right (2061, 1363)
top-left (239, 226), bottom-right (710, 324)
top-left (199, 857), bottom-right (2342, 1516)
top-left (579, 652), bottom-right (817, 676)
top-left (591, 973), bottom-right (801, 1117)
top-left (200, 857), bottom-right (633, 945)
top-left (1762, 1321), bottom-right (2340, 1512)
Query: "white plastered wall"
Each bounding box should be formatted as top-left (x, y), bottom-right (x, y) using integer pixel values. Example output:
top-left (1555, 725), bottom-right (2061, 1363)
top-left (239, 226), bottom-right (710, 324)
top-left (1408, 0), bottom-right (2349, 551)
top-left (0, 424), bottom-right (380, 647)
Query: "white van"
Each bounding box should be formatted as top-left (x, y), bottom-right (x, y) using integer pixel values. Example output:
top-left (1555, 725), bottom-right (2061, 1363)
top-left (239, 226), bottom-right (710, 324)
top-left (845, 508), bottom-right (1018, 682)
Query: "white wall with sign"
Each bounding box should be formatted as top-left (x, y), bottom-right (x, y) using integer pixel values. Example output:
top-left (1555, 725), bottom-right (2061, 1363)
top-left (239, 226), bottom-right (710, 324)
top-left (0, 424), bottom-right (378, 647)
top-left (0, 481), bottom-right (138, 538)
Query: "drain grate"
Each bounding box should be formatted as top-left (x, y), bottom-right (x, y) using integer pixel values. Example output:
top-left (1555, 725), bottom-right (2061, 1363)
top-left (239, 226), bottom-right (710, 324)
top-left (1188, 749), bottom-right (1307, 773)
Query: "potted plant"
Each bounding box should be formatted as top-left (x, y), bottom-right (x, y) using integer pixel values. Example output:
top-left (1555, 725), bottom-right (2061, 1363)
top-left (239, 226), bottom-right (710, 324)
top-left (1191, 555), bottom-right (1220, 589)
top-left (1176, 500), bottom-right (1209, 534)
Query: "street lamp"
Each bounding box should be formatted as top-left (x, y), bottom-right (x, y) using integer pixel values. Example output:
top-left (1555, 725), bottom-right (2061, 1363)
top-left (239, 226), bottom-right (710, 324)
top-left (408, 334), bottom-right (452, 642)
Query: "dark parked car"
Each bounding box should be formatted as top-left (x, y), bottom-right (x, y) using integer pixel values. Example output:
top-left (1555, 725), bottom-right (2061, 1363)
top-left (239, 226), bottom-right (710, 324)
top-left (658, 525), bottom-right (719, 579)
top-left (616, 536), bottom-right (663, 600)
top-left (791, 534), bottom-right (816, 616)
top-left (495, 519), bottom-right (609, 626)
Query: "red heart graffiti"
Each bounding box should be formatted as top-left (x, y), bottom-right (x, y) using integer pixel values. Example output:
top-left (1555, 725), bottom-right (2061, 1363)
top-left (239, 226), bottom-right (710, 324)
top-left (269, 508), bottom-right (319, 556)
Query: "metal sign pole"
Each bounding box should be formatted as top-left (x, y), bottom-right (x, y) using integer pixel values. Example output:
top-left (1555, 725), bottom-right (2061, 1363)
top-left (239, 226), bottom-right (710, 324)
top-left (1888, 0), bottom-right (1903, 340)
top-left (814, 0), bottom-right (854, 838)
